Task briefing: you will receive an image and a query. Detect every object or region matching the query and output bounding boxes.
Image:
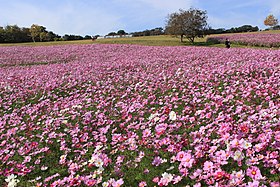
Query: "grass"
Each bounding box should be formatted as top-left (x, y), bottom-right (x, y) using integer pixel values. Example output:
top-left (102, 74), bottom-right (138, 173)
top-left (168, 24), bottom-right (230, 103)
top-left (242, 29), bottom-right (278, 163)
top-left (1, 30), bottom-right (280, 48)
top-left (0, 35), bottom-right (226, 48)
top-left (0, 40), bottom-right (94, 47)
top-left (94, 35), bottom-right (198, 46)
top-left (93, 35), bottom-right (275, 49)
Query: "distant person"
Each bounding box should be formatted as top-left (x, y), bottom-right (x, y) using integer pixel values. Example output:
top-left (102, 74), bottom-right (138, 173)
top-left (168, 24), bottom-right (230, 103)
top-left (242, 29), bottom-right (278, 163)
top-left (225, 38), bottom-right (231, 48)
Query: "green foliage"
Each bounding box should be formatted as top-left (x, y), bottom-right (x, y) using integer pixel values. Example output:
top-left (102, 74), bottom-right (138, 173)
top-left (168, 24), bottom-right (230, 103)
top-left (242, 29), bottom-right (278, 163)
top-left (63, 34), bottom-right (84, 41)
top-left (117, 30), bottom-right (127, 35)
top-left (165, 8), bottom-right (208, 43)
top-left (30, 24), bottom-right (46, 42)
top-left (0, 25), bottom-right (32, 43)
top-left (0, 24), bottom-right (61, 43)
top-left (132, 27), bottom-right (164, 37)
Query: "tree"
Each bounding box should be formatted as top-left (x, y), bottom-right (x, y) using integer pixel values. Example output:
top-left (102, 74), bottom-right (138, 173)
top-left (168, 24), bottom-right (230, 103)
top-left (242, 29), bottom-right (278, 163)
top-left (4, 25), bottom-right (21, 42)
top-left (264, 14), bottom-right (279, 27)
top-left (62, 34), bottom-right (83, 41)
top-left (47, 31), bottom-right (60, 41)
top-left (30, 24), bottom-right (41, 42)
top-left (21, 27), bottom-right (32, 42)
top-left (165, 8), bottom-right (208, 43)
top-left (150, 27), bottom-right (164, 35)
top-left (131, 27), bottom-right (164, 37)
top-left (0, 27), bottom-right (4, 43)
top-left (30, 24), bottom-right (46, 42)
top-left (107, 32), bottom-right (117, 36)
top-left (0, 24), bottom-right (60, 43)
top-left (84, 35), bottom-right (92, 39)
top-left (117, 30), bottom-right (127, 36)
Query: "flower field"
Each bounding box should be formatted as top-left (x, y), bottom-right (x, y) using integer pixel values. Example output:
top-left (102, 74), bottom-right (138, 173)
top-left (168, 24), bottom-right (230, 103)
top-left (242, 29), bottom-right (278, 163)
top-left (206, 33), bottom-right (280, 48)
top-left (0, 44), bottom-right (279, 187)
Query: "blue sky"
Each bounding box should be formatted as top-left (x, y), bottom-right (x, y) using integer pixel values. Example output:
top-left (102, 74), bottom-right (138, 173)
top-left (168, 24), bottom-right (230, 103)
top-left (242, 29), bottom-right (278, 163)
top-left (0, 0), bottom-right (279, 36)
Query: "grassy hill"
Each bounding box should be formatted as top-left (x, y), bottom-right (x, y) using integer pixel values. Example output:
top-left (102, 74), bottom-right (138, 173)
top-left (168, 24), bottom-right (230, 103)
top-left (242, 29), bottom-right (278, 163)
top-left (0, 30), bottom-right (279, 48)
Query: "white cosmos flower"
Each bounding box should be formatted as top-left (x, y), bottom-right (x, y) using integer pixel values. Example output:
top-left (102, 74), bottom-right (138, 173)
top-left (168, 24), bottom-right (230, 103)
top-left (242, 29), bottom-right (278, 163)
top-left (149, 113), bottom-right (158, 120)
top-left (162, 172), bottom-right (173, 182)
top-left (169, 111), bottom-right (177, 121)
top-left (102, 182), bottom-right (109, 187)
top-left (5, 174), bottom-right (19, 187)
top-left (242, 140), bottom-right (252, 149)
top-left (41, 166), bottom-right (48, 171)
top-left (94, 158), bottom-right (104, 168)
top-left (233, 150), bottom-right (244, 161)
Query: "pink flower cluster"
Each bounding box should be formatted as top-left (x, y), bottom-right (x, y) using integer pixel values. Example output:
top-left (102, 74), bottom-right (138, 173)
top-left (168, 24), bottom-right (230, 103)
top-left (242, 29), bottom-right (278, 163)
top-left (0, 44), bottom-right (279, 186)
top-left (207, 33), bottom-right (280, 47)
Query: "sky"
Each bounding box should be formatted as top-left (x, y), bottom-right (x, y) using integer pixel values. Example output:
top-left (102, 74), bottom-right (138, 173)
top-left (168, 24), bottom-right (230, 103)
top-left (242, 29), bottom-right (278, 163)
top-left (0, 0), bottom-right (280, 36)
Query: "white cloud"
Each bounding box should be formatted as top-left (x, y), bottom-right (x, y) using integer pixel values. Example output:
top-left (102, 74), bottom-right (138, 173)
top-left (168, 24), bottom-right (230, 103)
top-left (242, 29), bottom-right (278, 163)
top-left (208, 11), bottom-right (261, 29)
top-left (1, 0), bottom-right (279, 36)
top-left (137, 0), bottom-right (195, 12)
top-left (0, 1), bottom-right (124, 36)
top-left (269, 1), bottom-right (280, 17)
top-left (110, 0), bottom-right (197, 32)
top-left (206, 0), bottom-right (280, 29)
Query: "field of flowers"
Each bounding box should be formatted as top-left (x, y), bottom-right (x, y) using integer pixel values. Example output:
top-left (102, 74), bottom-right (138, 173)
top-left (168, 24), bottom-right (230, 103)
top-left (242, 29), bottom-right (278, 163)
top-left (206, 33), bottom-right (280, 48)
top-left (0, 44), bottom-right (279, 187)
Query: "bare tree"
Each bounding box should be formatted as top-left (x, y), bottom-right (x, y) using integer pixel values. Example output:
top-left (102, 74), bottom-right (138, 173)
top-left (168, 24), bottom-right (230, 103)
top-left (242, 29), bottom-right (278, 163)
top-left (165, 8), bottom-right (208, 43)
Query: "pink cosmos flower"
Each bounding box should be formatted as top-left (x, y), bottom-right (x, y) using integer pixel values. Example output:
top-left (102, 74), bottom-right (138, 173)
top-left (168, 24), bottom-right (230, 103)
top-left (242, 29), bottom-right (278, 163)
top-left (190, 117), bottom-right (196, 123)
top-left (158, 172), bottom-right (173, 186)
top-left (142, 129), bottom-right (151, 138)
top-left (214, 170), bottom-right (225, 180)
top-left (1, 42), bottom-right (280, 186)
top-left (176, 151), bottom-right (186, 161)
top-left (190, 169), bottom-right (202, 179)
top-left (270, 182), bottom-right (280, 187)
top-left (152, 156), bottom-right (162, 166)
top-left (247, 181), bottom-right (259, 187)
top-left (172, 175), bottom-right (182, 184)
top-left (180, 153), bottom-right (194, 168)
top-left (155, 123), bottom-right (168, 136)
top-left (246, 166), bottom-right (262, 180)
top-left (138, 181), bottom-right (147, 187)
top-left (112, 178), bottom-right (124, 187)
top-left (230, 138), bottom-right (241, 148)
top-left (203, 161), bottom-right (214, 171)
top-left (205, 112), bottom-right (211, 119)
top-left (230, 170), bottom-right (245, 186)
top-left (152, 177), bottom-right (159, 183)
top-left (84, 179), bottom-right (97, 186)
top-left (179, 167), bottom-right (189, 176)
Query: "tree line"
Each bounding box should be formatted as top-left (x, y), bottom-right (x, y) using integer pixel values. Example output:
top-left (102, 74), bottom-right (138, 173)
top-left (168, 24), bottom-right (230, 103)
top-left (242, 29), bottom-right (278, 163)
top-left (1, 11), bottom-right (279, 44)
top-left (206, 14), bottom-right (279, 34)
top-left (104, 28), bottom-right (164, 37)
top-left (0, 24), bottom-right (92, 43)
top-left (206, 25), bottom-right (259, 35)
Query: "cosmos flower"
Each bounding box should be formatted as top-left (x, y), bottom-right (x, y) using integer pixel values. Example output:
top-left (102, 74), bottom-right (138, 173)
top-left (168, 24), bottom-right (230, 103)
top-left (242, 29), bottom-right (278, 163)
top-left (112, 178), bottom-right (124, 187)
top-left (0, 43), bottom-right (279, 186)
top-left (246, 166), bottom-right (263, 180)
top-left (5, 174), bottom-right (20, 187)
top-left (169, 111), bottom-right (177, 121)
